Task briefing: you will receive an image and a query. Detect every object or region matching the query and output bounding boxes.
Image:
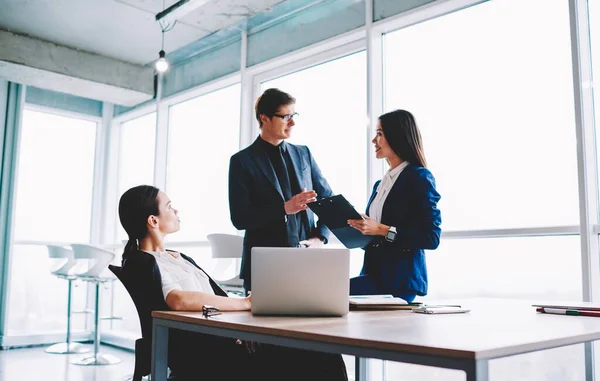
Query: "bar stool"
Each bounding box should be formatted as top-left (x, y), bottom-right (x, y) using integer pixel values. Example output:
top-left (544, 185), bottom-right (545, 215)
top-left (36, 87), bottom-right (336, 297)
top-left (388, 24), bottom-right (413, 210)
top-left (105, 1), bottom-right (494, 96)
top-left (45, 245), bottom-right (90, 354)
top-left (70, 244), bottom-right (121, 366)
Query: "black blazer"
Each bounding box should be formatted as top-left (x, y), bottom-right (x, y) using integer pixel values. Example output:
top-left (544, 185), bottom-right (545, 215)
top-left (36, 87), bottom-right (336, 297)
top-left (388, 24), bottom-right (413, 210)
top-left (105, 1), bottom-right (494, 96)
top-left (229, 137), bottom-right (333, 286)
top-left (361, 165), bottom-right (441, 296)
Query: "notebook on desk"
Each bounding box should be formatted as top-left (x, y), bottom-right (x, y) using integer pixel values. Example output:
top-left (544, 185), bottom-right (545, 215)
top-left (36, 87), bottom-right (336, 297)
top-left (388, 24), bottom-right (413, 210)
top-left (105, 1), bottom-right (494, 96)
top-left (349, 296), bottom-right (422, 310)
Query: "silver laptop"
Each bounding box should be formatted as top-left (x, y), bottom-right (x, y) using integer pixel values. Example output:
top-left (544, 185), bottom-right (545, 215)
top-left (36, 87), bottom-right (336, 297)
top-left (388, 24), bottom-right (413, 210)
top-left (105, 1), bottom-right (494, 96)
top-left (251, 247), bottom-right (350, 316)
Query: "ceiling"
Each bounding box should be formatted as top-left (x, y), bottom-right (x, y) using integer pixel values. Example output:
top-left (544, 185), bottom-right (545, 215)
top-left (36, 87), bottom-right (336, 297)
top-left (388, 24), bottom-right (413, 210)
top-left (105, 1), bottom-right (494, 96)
top-left (0, 0), bottom-right (285, 65)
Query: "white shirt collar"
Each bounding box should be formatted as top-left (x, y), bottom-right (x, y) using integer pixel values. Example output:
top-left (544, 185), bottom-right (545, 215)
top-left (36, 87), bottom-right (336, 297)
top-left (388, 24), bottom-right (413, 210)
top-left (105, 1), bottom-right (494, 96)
top-left (146, 250), bottom-right (179, 259)
top-left (386, 161), bottom-right (409, 180)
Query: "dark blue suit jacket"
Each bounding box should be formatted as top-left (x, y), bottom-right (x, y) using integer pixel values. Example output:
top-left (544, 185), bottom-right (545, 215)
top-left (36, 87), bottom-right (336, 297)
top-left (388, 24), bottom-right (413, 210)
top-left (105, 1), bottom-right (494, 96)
top-left (229, 137), bottom-right (333, 287)
top-left (361, 164), bottom-right (441, 296)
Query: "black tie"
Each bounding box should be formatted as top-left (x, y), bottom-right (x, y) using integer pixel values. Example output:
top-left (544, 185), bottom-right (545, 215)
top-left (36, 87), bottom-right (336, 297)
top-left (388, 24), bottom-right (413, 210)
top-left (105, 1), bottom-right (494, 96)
top-left (272, 146), bottom-right (299, 247)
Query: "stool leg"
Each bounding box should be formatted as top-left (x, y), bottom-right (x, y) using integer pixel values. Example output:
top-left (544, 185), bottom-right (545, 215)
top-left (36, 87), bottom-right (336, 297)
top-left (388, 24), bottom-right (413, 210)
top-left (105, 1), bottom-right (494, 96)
top-left (46, 279), bottom-right (90, 354)
top-left (93, 281), bottom-right (100, 358)
top-left (72, 281), bottom-right (121, 365)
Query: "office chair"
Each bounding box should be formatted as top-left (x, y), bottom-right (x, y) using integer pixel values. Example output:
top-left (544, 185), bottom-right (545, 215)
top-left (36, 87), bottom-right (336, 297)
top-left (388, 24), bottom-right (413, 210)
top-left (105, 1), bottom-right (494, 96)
top-left (71, 244), bottom-right (121, 365)
top-left (109, 265), bottom-right (151, 381)
top-left (109, 255), bottom-right (181, 381)
top-left (207, 233), bottom-right (244, 295)
top-left (45, 245), bottom-right (90, 354)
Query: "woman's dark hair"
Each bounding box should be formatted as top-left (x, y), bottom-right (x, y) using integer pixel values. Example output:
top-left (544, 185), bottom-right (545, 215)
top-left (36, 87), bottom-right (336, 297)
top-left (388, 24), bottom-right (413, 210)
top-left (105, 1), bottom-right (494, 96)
top-left (255, 88), bottom-right (295, 127)
top-left (118, 185), bottom-right (160, 260)
top-left (379, 110), bottom-right (427, 168)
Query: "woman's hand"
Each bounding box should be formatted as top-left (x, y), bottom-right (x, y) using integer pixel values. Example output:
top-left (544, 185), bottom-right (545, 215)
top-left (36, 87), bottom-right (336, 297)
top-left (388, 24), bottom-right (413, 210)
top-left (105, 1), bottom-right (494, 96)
top-left (239, 295), bottom-right (251, 311)
top-left (348, 215), bottom-right (388, 236)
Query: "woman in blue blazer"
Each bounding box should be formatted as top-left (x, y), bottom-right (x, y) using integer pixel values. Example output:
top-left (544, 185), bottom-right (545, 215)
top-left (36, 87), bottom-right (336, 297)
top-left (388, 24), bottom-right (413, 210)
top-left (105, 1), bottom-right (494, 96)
top-left (348, 110), bottom-right (441, 302)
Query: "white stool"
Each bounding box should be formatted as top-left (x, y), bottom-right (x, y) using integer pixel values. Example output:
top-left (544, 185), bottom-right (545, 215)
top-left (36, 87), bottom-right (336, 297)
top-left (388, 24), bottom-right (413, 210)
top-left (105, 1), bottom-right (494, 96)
top-left (207, 233), bottom-right (244, 295)
top-left (70, 244), bottom-right (121, 366)
top-left (45, 245), bottom-right (90, 354)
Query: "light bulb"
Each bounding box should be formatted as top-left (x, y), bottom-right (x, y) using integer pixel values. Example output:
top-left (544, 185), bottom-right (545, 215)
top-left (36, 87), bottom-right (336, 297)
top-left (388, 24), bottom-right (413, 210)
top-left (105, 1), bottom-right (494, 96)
top-left (155, 50), bottom-right (169, 73)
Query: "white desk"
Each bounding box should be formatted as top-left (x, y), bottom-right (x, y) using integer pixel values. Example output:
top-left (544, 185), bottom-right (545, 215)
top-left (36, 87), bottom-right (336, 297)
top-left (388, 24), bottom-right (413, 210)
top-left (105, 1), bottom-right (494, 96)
top-left (151, 298), bottom-right (600, 381)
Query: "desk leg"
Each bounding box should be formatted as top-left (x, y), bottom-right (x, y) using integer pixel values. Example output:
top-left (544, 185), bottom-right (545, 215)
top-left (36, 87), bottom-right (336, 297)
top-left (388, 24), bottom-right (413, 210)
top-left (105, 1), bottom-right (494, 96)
top-left (465, 360), bottom-right (488, 381)
top-left (585, 342), bottom-right (595, 381)
top-left (355, 357), bottom-right (369, 381)
top-left (152, 324), bottom-right (169, 381)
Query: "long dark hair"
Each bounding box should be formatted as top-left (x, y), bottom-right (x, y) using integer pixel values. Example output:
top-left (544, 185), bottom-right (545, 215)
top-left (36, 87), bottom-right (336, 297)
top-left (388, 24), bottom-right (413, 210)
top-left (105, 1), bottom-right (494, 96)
top-left (379, 110), bottom-right (427, 168)
top-left (118, 185), bottom-right (160, 261)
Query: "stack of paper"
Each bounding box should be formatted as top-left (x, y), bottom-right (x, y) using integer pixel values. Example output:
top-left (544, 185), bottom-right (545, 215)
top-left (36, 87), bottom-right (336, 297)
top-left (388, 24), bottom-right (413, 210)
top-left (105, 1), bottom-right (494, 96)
top-left (349, 295), bottom-right (422, 310)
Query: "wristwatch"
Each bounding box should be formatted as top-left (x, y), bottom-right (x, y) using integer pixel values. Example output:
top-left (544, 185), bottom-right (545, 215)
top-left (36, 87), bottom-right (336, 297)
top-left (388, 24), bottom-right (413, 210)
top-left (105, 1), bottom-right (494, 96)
top-left (385, 226), bottom-right (397, 242)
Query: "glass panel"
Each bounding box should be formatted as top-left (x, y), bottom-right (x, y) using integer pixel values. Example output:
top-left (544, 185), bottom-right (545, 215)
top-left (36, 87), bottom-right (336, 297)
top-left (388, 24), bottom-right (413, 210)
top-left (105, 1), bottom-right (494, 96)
top-left (13, 110), bottom-right (97, 242)
top-left (261, 51), bottom-right (369, 216)
top-left (425, 235), bottom-right (582, 301)
top-left (166, 84), bottom-right (241, 241)
top-left (590, 0), bottom-right (600, 214)
top-left (384, 0), bottom-right (578, 230)
top-left (6, 109), bottom-right (96, 336)
top-left (261, 52), bottom-right (367, 273)
top-left (117, 112), bottom-right (156, 241)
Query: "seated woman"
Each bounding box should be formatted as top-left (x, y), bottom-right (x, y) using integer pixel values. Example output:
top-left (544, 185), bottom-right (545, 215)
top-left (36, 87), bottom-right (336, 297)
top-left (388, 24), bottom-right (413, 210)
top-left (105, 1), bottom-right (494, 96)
top-left (118, 185), bottom-right (347, 381)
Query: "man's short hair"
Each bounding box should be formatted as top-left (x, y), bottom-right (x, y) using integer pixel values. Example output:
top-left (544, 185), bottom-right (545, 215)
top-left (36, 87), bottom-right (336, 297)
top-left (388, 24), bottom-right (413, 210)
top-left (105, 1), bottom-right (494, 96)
top-left (255, 88), bottom-right (296, 127)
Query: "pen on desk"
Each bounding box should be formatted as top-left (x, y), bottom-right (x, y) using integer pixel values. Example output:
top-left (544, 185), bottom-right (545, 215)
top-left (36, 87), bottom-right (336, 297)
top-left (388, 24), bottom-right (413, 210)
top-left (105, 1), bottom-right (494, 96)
top-left (538, 307), bottom-right (600, 317)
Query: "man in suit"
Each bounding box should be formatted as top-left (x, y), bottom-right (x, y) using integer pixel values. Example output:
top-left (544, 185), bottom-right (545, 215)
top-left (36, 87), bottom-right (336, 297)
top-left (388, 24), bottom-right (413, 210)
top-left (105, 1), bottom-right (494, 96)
top-left (229, 88), bottom-right (334, 293)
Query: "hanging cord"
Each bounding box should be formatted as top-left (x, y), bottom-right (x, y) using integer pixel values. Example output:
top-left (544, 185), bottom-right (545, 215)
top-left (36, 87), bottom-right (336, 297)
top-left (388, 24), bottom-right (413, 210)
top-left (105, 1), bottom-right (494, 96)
top-left (158, 0), bottom-right (177, 50)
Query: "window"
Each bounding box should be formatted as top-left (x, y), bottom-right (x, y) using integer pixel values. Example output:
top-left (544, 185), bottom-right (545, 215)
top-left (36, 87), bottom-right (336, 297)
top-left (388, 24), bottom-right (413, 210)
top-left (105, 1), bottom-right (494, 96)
top-left (589, 0), bottom-right (600, 211)
top-left (261, 52), bottom-right (367, 276)
top-left (261, 52), bottom-right (368, 214)
top-left (6, 108), bottom-right (97, 336)
top-left (427, 235), bottom-right (581, 301)
top-left (166, 84), bottom-right (241, 242)
top-left (384, 0), bottom-right (578, 231)
top-left (117, 112), bottom-right (156, 241)
top-left (382, 1), bottom-right (583, 379)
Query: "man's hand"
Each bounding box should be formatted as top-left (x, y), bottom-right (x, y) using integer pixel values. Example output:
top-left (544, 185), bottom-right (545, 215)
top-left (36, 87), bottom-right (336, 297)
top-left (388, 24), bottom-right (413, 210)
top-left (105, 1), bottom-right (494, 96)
top-left (348, 214), bottom-right (388, 236)
top-left (284, 188), bottom-right (317, 215)
top-left (299, 237), bottom-right (324, 248)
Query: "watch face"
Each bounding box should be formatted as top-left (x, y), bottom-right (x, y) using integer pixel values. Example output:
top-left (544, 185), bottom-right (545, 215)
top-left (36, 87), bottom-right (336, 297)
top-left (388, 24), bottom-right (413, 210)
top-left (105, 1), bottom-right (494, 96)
top-left (386, 231), bottom-right (396, 241)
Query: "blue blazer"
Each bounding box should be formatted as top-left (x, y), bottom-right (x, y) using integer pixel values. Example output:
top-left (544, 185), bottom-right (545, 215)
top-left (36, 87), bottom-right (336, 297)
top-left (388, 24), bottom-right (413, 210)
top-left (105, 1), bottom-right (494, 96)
top-left (229, 137), bottom-right (334, 286)
top-left (361, 164), bottom-right (441, 296)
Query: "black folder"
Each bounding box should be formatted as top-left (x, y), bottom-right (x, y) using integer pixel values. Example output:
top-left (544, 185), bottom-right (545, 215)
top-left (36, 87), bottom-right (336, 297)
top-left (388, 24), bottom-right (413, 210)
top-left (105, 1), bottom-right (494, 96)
top-left (308, 195), bottom-right (375, 249)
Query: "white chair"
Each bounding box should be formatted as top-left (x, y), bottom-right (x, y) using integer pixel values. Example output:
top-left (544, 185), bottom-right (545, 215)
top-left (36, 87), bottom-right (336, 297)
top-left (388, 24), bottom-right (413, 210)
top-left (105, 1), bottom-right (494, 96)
top-left (207, 234), bottom-right (244, 295)
top-left (70, 244), bottom-right (121, 366)
top-left (45, 245), bottom-right (90, 354)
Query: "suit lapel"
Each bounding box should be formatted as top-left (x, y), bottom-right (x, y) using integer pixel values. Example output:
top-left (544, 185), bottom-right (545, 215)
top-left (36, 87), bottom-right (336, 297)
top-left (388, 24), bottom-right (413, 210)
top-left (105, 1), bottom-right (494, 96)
top-left (250, 140), bottom-right (284, 200)
top-left (365, 181), bottom-right (380, 216)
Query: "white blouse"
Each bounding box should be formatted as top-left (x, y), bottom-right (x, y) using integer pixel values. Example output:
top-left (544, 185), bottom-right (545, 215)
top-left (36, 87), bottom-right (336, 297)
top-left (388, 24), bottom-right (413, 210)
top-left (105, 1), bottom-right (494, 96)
top-left (146, 251), bottom-right (215, 300)
top-left (368, 161), bottom-right (409, 223)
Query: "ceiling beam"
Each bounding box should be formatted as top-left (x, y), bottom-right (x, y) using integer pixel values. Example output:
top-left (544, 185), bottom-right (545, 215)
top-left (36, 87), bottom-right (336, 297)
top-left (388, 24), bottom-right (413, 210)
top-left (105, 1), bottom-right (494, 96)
top-left (156, 0), bottom-right (212, 25)
top-left (0, 29), bottom-right (154, 106)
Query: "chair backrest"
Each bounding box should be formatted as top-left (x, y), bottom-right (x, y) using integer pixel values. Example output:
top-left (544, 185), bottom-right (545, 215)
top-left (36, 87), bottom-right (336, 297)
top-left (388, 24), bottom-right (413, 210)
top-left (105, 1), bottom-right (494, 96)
top-left (109, 255), bottom-right (169, 340)
top-left (46, 245), bottom-right (76, 277)
top-left (207, 234), bottom-right (243, 259)
top-left (71, 244), bottom-right (115, 278)
top-left (109, 264), bottom-right (154, 379)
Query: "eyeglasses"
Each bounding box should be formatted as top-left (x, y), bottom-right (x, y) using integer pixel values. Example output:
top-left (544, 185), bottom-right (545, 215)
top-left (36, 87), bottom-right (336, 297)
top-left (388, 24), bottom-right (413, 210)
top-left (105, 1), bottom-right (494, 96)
top-left (272, 112), bottom-right (298, 121)
top-left (202, 305), bottom-right (221, 318)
